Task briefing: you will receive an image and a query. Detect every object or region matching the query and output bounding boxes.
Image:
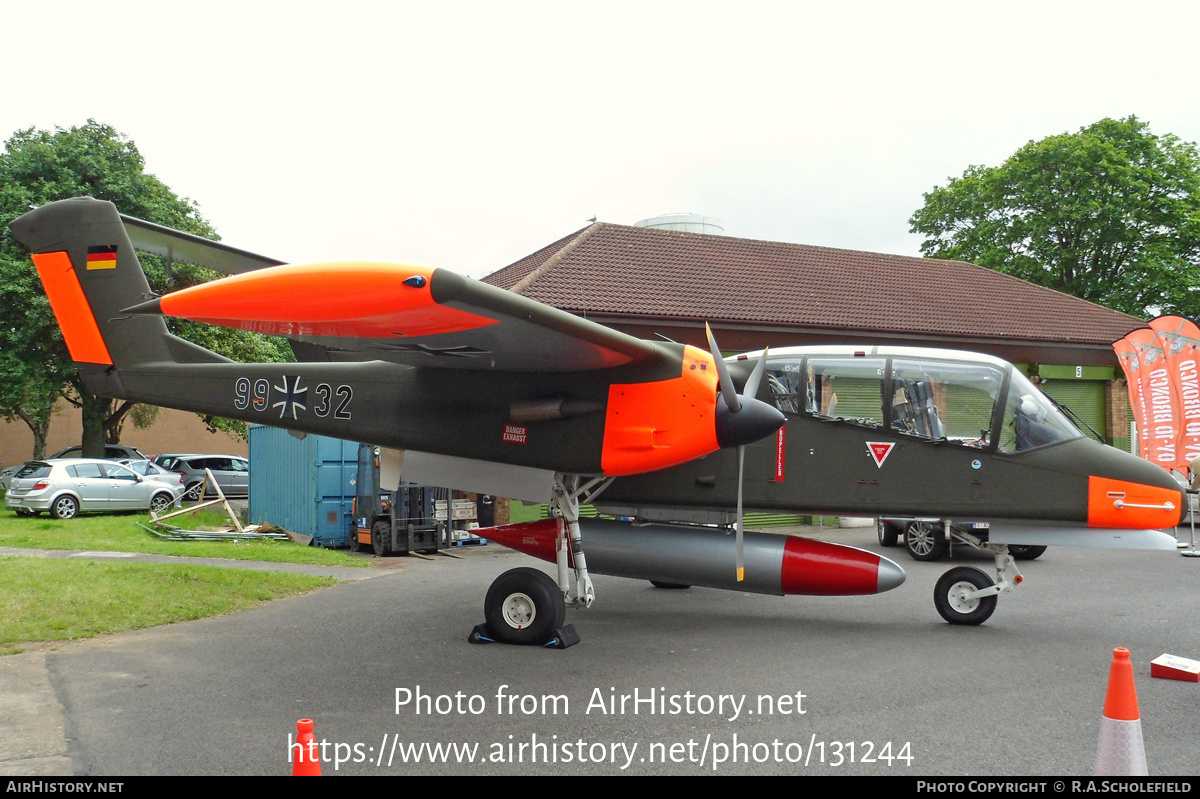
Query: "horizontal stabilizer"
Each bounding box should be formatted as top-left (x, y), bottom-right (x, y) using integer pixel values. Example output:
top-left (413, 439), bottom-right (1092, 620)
top-left (120, 214), bottom-right (284, 275)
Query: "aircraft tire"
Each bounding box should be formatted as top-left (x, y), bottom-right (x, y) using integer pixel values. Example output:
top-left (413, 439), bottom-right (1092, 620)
top-left (1009, 545), bottom-right (1047, 561)
top-left (934, 566), bottom-right (997, 625)
top-left (372, 519), bottom-right (394, 557)
top-left (905, 520), bottom-right (948, 561)
top-left (484, 568), bottom-right (566, 646)
top-left (649, 581), bottom-right (692, 589)
top-left (877, 519), bottom-right (901, 547)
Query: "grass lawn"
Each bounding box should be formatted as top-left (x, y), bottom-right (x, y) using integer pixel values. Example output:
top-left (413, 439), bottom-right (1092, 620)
top-left (0, 508), bottom-right (364, 653)
top-left (0, 556), bottom-right (336, 652)
top-left (0, 509), bottom-right (366, 567)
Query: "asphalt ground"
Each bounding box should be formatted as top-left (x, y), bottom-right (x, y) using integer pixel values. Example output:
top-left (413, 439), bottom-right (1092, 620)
top-left (3, 525), bottom-right (1199, 777)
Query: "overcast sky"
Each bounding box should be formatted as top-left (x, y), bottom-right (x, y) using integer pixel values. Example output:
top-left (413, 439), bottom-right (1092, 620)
top-left (4, 1), bottom-right (1199, 277)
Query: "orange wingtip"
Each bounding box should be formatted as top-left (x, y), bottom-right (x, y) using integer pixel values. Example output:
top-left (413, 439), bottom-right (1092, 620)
top-left (157, 262), bottom-right (498, 338)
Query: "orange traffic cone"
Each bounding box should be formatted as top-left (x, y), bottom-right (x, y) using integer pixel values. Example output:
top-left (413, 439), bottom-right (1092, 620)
top-left (292, 718), bottom-right (322, 776)
top-left (1094, 648), bottom-right (1147, 775)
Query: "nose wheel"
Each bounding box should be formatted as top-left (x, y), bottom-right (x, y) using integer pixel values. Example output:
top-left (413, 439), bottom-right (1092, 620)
top-left (930, 532), bottom-right (1023, 624)
top-left (933, 566), bottom-right (998, 625)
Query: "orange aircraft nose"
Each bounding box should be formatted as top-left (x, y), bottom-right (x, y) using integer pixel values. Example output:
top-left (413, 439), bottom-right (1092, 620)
top-left (1087, 475), bottom-right (1183, 529)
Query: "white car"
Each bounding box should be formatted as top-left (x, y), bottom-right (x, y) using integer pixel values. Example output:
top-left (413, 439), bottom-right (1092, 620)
top-left (6, 459), bottom-right (184, 519)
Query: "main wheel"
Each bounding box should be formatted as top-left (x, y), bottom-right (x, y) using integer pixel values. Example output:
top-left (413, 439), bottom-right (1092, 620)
top-left (1009, 544), bottom-right (1047, 561)
top-left (50, 495), bottom-right (79, 520)
top-left (877, 518), bottom-right (900, 547)
top-left (184, 482), bottom-right (203, 502)
top-left (150, 493), bottom-right (174, 514)
top-left (934, 566), bottom-right (997, 625)
top-left (906, 520), bottom-right (948, 561)
top-left (372, 519), bottom-right (393, 557)
top-left (484, 568), bottom-right (566, 645)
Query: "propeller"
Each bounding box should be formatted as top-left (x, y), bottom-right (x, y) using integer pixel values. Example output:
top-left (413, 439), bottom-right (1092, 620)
top-left (705, 324), bottom-right (785, 581)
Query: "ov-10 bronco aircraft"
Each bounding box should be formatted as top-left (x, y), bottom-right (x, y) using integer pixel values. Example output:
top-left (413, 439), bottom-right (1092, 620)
top-left (9, 197), bottom-right (1183, 644)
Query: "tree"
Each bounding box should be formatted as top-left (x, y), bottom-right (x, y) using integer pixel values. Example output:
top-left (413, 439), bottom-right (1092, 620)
top-left (0, 120), bottom-right (291, 458)
top-left (909, 116), bottom-right (1200, 318)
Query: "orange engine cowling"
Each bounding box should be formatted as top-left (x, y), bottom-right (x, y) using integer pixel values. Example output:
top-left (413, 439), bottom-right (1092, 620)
top-left (599, 345), bottom-right (721, 476)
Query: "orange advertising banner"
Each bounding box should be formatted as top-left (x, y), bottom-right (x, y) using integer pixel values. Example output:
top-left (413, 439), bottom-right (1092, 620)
top-left (1149, 315), bottom-right (1200, 471)
top-left (1113, 336), bottom-right (1149, 461)
top-left (1124, 327), bottom-right (1180, 472)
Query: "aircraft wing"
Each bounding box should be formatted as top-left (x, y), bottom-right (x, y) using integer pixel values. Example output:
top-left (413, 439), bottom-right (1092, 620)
top-left (13, 197), bottom-right (783, 479)
top-left (125, 263), bottom-right (658, 372)
top-left (115, 216), bottom-right (658, 373)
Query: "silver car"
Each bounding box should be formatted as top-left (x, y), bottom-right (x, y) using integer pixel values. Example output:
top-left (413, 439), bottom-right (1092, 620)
top-left (6, 459), bottom-right (184, 519)
top-left (119, 460), bottom-right (188, 496)
top-left (0, 464), bottom-right (18, 493)
top-left (169, 455), bottom-right (249, 501)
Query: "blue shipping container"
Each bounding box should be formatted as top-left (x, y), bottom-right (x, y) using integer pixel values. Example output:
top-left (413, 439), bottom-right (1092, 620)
top-left (248, 425), bottom-right (359, 547)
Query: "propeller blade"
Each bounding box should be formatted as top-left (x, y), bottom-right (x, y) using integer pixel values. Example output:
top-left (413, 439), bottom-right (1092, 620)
top-left (706, 331), bottom-right (777, 583)
top-left (706, 322), bottom-right (740, 413)
top-left (742, 347), bottom-right (770, 399)
top-left (736, 444), bottom-right (745, 582)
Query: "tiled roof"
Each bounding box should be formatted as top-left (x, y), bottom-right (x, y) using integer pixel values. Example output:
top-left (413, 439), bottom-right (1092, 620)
top-left (482, 223), bottom-right (1143, 347)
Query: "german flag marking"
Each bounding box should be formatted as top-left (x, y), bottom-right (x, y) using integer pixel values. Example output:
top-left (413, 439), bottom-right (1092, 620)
top-left (86, 244), bottom-right (118, 270)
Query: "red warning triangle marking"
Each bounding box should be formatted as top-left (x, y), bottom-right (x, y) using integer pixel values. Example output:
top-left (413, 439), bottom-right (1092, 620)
top-left (866, 442), bottom-right (895, 468)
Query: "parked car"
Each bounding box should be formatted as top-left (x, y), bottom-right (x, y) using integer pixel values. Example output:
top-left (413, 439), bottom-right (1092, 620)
top-left (49, 444), bottom-right (147, 461)
top-left (153, 453), bottom-right (199, 471)
top-left (118, 459), bottom-right (188, 494)
top-left (0, 464), bottom-right (18, 493)
top-left (877, 517), bottom-right (1046, 562)
top-left (6, 459), bottom-right (183, 519)
top-left (169, 455), bottom-right (250, 500)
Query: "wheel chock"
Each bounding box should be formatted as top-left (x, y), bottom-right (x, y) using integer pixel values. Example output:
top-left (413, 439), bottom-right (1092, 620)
top-left (545, 624), bottom-right (581, 649)
top-left (467, 623), bottom-right (580, 648)
top-left (468, 623), bottom-right (497, 644)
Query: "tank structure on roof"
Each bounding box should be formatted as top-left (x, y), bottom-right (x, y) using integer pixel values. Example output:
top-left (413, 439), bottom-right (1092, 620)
top-left (633, 212), bottom-right (724, 235)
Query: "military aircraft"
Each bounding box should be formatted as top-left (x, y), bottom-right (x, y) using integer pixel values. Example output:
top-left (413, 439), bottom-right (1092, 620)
top-left (9, 197), bottom-right (1184, 645)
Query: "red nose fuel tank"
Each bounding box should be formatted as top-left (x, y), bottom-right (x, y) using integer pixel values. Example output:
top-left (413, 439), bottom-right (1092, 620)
top-left (479, 517), bottom-right (905, 596)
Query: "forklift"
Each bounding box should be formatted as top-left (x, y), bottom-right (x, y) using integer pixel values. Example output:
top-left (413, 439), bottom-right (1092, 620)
top-left (349, 444), bottom-right (447, 556)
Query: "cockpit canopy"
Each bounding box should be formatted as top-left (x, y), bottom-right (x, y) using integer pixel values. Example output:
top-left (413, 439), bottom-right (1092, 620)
top-left (751, 346), bottom-right (1082, 453)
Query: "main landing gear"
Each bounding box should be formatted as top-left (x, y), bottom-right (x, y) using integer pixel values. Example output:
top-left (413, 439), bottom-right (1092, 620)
top-left (931, 530), bottom-right (1024, 625)
top-left (470, 473), bottom-right (612, 648)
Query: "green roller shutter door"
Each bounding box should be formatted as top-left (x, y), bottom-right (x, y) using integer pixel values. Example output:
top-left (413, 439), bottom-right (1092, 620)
top-left (1040, 380), bottom-right (1108, 444)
